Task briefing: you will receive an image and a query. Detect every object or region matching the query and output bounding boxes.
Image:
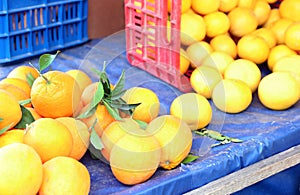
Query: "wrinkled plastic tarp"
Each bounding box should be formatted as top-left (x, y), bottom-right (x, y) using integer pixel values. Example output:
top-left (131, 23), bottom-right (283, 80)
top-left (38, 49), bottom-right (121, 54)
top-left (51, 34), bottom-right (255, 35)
top-left (0, 32), bottom-right (299, 195)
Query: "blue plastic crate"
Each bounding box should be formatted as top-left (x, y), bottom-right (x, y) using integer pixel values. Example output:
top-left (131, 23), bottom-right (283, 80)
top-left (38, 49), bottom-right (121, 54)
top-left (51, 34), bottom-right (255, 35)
top-left (0, 0), bottom-right (88, 64)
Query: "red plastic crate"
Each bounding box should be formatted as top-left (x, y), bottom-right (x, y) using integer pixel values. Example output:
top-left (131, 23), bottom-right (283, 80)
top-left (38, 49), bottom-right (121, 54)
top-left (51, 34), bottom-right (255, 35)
top-left (124, 0), bottom-right (283, 92)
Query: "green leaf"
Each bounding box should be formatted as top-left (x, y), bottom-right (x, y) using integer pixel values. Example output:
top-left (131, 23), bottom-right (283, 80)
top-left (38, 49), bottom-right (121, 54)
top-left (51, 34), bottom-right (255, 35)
top-left (230, 138), bottom-right (243, 143)
top-left (18, 99), bottom-right (31, 106)
top-left (206, 130), bottom-right (226, 141)
top-left (134, 119), bottom-right (148, 130)
top-left (111, 90), bottom-right (126, 100)
top-left (90, 81), bottom-right (104, 109)
top-left (0, 124), bottom-right (11, 135)
top-left (102, 99), bottom-right (122, 120)
top-left (14, 105), bottom-right (35, 129)
top-left (111, 70), bottom-right (125, 97)
top-left (76, 106), bottom-right (97, 119)
top-left (39, 50), bottom-right (60, 72)
top-left (0, 118), bottom-right (2, 122)
top-left (26, 72), bottom-right (35, 87)
top-left (90, 119), bottom-right (104, 150)
top-left (181, 154), bottom-right (199, 164)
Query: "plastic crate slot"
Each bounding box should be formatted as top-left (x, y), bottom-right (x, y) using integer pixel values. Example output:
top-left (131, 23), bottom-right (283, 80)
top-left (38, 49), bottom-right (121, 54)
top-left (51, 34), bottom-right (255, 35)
top-left (10, 11), bottom-right (28, 31)
top-left (32, 8), bottom-right (44, 27)
top-left (49, 26), bottom-right (60, 42)
top-left (64, 23), bottom-right (78, 41)
top-left (12, 33), bottom-right (29, 52)
top-left (49, 5), bottom-right (60, 23)
top-left (64, 3), bottom-right (78, 20)
top-left (145, 0), bottom-right (155, 13)
top-left (34, 30), bottom-right (44, 45)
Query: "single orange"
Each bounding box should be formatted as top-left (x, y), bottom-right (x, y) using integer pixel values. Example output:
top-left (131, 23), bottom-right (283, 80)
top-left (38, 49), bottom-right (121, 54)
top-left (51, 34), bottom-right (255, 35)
top-left (0, 129), bottom-right (24, 147)
top-left (0, 83), bottom-right (31, 107)
top-left (7, 65), bottom-right (39, 81)
top-left (0, 77), bottom-right (31, 97)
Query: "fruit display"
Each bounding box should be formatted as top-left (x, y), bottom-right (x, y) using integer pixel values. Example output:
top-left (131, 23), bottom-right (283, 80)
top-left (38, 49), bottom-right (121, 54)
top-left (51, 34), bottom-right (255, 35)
top-left (0, 0), bottom-right (299, 194)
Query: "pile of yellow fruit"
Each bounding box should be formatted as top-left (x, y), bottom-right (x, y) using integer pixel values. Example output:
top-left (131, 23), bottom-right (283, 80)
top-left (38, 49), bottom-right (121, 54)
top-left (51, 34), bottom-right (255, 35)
top-left (173, 0), bottom-right (300, 112)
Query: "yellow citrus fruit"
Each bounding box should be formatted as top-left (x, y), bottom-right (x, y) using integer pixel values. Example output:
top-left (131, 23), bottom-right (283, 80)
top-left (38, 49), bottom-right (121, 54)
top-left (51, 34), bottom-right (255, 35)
top-left (251, 27), bottom-right (277, 48)
top-left (168, 0), bottom-right (192, 13)
top-left (0, 83), bottom-right (31, 107)
top-left (0, 89), bottom-right (22, 130)
top-left (66, 69), bottom-right (93, 95)
top-left (0, 77), bottom-right (31, 97)
top-left (279, 0), bottom-right (300, 22)
top-left (23, 118), bottom-right (73, 163)
top-left (190, 66), bottom-right (223, 99)
top-left (238, 0), bottom-right (257, 9)
top-left (237, 34), bottom-right (270, 64)
top-left (179, 48), bottom-right (190, 74)
top-left (101, 118), bottom-right (140, 161)
top-left (0, 129), bottom-right (24, 147)
top-left (273, 55), bottom-right (300, 77)
top-left (263, 8), bottom-right (280, 28)
top-left (55, 117), bottom-right (90, 160)
top-left (228, 7), bottom-right (258, 37)
top-left (109, 129), bottom-right (161, 185)
top-left (192, 0), bottom-right (220, 15)
top-left (146, 115), bottom-right (192, 170)
top-left (7, 65), bottom-right (39, 81)
top-left (0, 143), bottom-right (43, 195)
top-left (202, 51), bottom-right (234, 75)
top-left (203, 11), bottom-right (230, 38)
top-left (31, 70), bottom-right (81, 118)
top-left (122, 87), bottom-right (160, 123)
top-left (212, 79), bottom-right (252, 113)
top-left (224, 59), bottom-right (262, 92)
top-left (39, 156), bottom-right (90, 195)
top-left (284, 22), bottom-right (300, 51)
top-left (268, 18), bottom-right (293, 44)
top-left (180, 12), bottom-right (206, 45)
top-left (258, 72), bottom-right (299, 110)
top-left (170, 93), bottom-right (212, 130)
top-left (219, 0), bottom-right (238, 12)
top-left (267, 44), bottom-right (297, 71)
top-left (80, 103), bottom-right (115, 137)
top-left (186, 41), bottom-right (213, 68)
top-left (210, 34), bottom-right (237, 59)
top-left (253, 0), bottom-right (271, 26)
top-left (26, 107), bottom-right (42, 120)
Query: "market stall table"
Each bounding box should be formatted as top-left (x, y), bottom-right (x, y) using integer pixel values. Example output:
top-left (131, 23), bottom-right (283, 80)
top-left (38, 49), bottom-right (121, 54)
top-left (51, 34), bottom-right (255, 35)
top-left (0, 32), bottom-right (299, 195)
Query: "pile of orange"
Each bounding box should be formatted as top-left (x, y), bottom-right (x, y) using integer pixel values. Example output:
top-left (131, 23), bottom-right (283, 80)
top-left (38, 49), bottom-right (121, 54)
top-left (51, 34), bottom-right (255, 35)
top-left (171, 0), bottom-right (299, 112)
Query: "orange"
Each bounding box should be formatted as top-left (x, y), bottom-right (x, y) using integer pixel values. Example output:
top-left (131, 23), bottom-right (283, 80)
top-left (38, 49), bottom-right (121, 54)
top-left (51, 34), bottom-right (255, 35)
top-left (122, 87), bottom-right (160, 123)
top-left (55, 117), bottom-right (90, 160)
top-left (179, 48), bottom-right (190, 74)
top-left (80, 103), bottom-right (115, 137)
top-left (146, 115), bottom-right (192, 170)
top-left (203, 11), bottom-right (230, 38)
top-left (224, 59), bottom-right (262, 92)
top-left (251, 27), bottom-right (277, 48)
top-left (238, 0), bottom-right (257, 9)
top-left (109, 129), bottom-right (161, 185)
top-left (186, 41), bottom-right (213, 68)
top-left (0, 83), bottom-right (31, 107)
top-left (279, 0), bottom-right (300, 22)
top-left (39, 156), bottom-right (90, 195)
top-left (0, 77), bottom-right (31, 96)
top-left (26, 107), bottom-right (42, 120)
top-left (170, 93), bottom-right (212, 130)
top-left (228, 7), bottom-right (258, 37)
top-left (180, 12), bottom-right (206, 45)
top-left (190, 66), bottom-right (223, 99)
top-left (101, 118), bottom-right (140, 161)
top-left (212, 79), bottom-right (252, 113)
top-left (0, 129), bottom-right (24, 147)
top-left (31, 70), bottom-right (81, 118)
top-left (258, 72), bottom-right (299, 110)
top-left (237, 34), bottom-right (270, 64)
top-left (191, 0), bottom-right (220, 15)
top-left (219, 0), bottom-right (238, 12)
top-left (201, 51), bottom-right (234, 75)
top-left (263, 8), bottom-right (280, 28)
top-left (7, 65), bottom-right (39, 81)
top-left (66, 69), bottom-right (93, 95)
top-left (0, 143), bottom-right (43, 195)
top-left (253, 0), bottom-right (271, 26)
top-left (210, 34), bottom-right (237, 59)
top-left (23, 118), bottom-right (73, 163)
top-left (268, 18), bottom-right (293, 44)
top-left (0, 89), bottom-right (22, 130)
top-left (284, 22), bottom-right (300, 51)
top-left (267, 44), bottom-right (297, 71)
top-left (168, 0), bottom-right (191, 13)
top-left (273, 55), bottom-right (300, 77)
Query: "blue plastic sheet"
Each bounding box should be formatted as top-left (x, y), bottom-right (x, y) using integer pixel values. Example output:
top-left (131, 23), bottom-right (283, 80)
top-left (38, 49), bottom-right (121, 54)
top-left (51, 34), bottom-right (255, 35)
top-left (0, 32), bottom-right (299, 195)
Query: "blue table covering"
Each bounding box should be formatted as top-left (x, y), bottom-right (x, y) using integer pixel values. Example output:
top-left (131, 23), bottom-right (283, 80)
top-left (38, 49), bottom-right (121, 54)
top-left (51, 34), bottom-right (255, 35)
top-left (1, 32), bottom-right (299, 195)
